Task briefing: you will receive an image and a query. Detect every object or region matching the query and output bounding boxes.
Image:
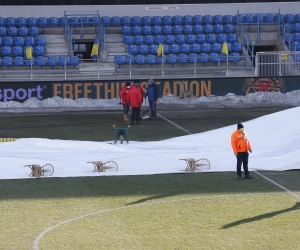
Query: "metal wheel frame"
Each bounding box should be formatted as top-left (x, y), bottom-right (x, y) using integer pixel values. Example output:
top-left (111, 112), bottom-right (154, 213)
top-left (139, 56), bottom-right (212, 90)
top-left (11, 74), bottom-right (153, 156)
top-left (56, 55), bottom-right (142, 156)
top-left (41, 164), bottom-right (54, 176)
top-left (195, 158), bottom-right (210, 170)
top-left (103, 161), bottom-right (118, 172)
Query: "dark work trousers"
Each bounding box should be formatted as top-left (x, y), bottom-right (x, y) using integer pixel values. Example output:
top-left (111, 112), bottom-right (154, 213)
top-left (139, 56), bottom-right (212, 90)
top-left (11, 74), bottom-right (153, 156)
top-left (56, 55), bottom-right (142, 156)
top-left (236, 152), bottom-right (249, 177)
top-left (131, 107), bottom-right (141, 123)
top-left (123, 104), bottom-right (130, 115)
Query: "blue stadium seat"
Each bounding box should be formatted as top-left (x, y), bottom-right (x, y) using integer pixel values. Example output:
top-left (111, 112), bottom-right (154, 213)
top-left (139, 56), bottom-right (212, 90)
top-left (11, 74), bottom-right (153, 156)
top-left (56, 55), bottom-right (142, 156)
top-left (132, 26), bottom-right (142, 35)
top-left (209, 53), bottom-right (219, 64)
top-left (18, 27), bottom-right (28, 36)
top-left (69, 56), bottom-right (79, 68)
top-left (59, 17), bottom-right (68, 27)
top-left (173, 15), bottom-right (182, 25)
top-left (203, 15), bottom-right (213, 24)
top-left (163, 44), bottom-right (169, 54)
top-left (201, 43), bottom-right (211, 52)
top-left (16, 17), bottom-right (26, 27)
top-left (155, 35), bottom-right (164, 44)
top-left (125, 54), bottom-right (134, 64)
top-left (191, 43), bottom-right (201, 53)
top-left (285, 23), bottom-right (293, 33)
top-left (14, 56), bottom-right (24, 66)
top-left (173, 25), bottom-right (182, 34)
top-left (123, 35), bottom-right (133, 45)
top-left (155, 55), bottom-right (166, 64)
top-left (294, 14), bottom-right (300, 23)
top-left (36, 55), bottom-right (47, 69)
top-left (217, 33), bottom-right (227, 43)
top-left (142, 16), bottom-right (152, 26)
top-left (292, 42), bottom-right (300, 50)
top-left (167, 54), bottom-right (177, 67)
top-left (48, 17), bottom-right (59, 26)
top-left (115, 55), bottom-right (125, 66)
top-left (90, 17), bottom-right (100, 26)
top-left (2, 46), bottom-right (12, 56)
top-left (3, 56), bottom-right (13, 69)
top-left (111, 16), bottom-right (121, 26)
top-left (28, 17), bottom-right (37, 27)
top-left (212, 42), bottom-right (221, 52)
top-left (101, 16), bottom-right (110, 26)
top-left (224, 15), bottom-right (233, 24)
top-left (58, 55), bottom-right (69, 68)
top-left (142, 25), bottom-right (152, 35)
top-left (186, 34), bottom-right (196, 44)
top-left (152, 25), bottom-right (162, 35)
top-left (36, 36), bottom-right (46, 46)
top-left (293, 33), bottom-right (300, 42)
top-left (227, 33), bottom-right (237, 43)
top-left (122, 26), bottom-right (131, 35)
top-left (0, 27), bottom-right (6, 36)
top-left (47, 56), bottom-right (57, 69)
top-left (149, 44), bottom-right (158, 54)
top-left (144, 35), bottom-right (154, 45)
top-left (193, 24), bottom-right (203, 34)
top-left (30, 27), bottom-right (39, 36)
top-left (188, 53), bottom-right (198, 63)
top-left (183, 15), bottom-right (193, 25)
top-left (233, 15), bottom-right (243, 24)
top-left (139, 44), bottom-right (148, 54)
top-left (80, 17), bottom-right (90, 26)
top-left (134, 35), bottom-right (143, 45)
top-left (193, 15), bottom-right (203, 24)
top-left (183, 25), bottom-right (193, 34)
top-left (293, 23), bottom-right (300, 32)
top-left (264, 14), bottom-right (274, 23)
top-left (163, 16), bottom-right (172, 25)
top-left (225, 24), bottom-right (234, 33)
top-left (34, 46), bottom-right (45, 55)
top-left (38, 17), bottom-right (48, 27)
top-left (13, 45), bottom-right (23, 55)
top-left (178, 53), bottom-right (187, 65)
top-left (254, 14), bottom-right (264, 23)
top-left (3, 36), bottom-right (13, 46)
top-left (25, 36), bottom-right (35, 46)
top-left (163, 25), bottom-right (172, 34)
top-left (243, 15), bottom-right (254, 23)
top-left (204, 24), bottom-right (213, 33)
top-left (284, 33), bottom-right (293, 43)
top-left (219, 53), bottom-right (227, 62)
top-left (285, 14), bottom-right (294, 24)
top-left (213, 15), bottom-right (223, 24)
top-left (180, 44), bottom-right (190, 53)
top-left (8, 27), bottom-right (18, 36)
top-left (232, 42), bottom-right (242, 52)
top-left (152, 16), bottom-right (162, 25)
top-left (135, 54), bottom-right (145, 66)
top-left (227, 42), bottom-right (232, 52)
top-left (6, 17), bottom-right (15, 27)
top-left (207, 34), bottom-right (216, 43)
top-left (229, 52), bottom-right (241, 64)
top-left (121, 16), bottom-right (131, 26)
top-left (196, 34), bottom-right (206, 43)
top-left (145, 54), bottom-right (156, 66)
top-left (170, 44), bottom-right (180, 53)
top-left (0, 17), bottom-right (4, 26)
top-left (0, 37), bottom-right (2, 46)
top-left (199, 53), bottom-right (209, 65)
top-left (165, 35), bottom-right (175, 44)
top-left (128, 44), bottom-right (138, 54)
top-left (175, 34), bottom-right (185, 44)
top-left (214, 24), bottom-right (224, 33)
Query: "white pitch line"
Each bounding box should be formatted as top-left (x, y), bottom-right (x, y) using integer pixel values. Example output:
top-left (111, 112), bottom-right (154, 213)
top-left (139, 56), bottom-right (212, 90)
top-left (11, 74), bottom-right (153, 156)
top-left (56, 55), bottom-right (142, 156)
top-left (254, 171), bottom-right (300, 200)
top-left (157, 113), bottom-right (191, 134)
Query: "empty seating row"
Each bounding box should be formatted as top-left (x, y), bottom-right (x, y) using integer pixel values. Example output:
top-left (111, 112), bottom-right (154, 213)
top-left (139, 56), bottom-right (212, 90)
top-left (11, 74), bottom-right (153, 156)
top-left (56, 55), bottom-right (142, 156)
top-left (284, 33), bottom-right (300, 42)
top-left (1, 45), bottom-right (45, 56)
top-left (127, 42), bottom-right (242, 54)
top-left (115, 52), bottom-right (242, 66)
top-left (0, 36), bottom-right (46, 46)
top-left (0, 55), bottom-right (79, 68)
top-left (103, 14), bottom-right (300, 26)
top-left (0, 26), bottom-right (39, 36)
top-left (124, 34), bottom-right (237, 45)
top-left (0, 17), bottom-right (100, 27)
top-left (283, 23), bottom-right (300, 33)
top-left (121, 24), bottom-right (235, 35)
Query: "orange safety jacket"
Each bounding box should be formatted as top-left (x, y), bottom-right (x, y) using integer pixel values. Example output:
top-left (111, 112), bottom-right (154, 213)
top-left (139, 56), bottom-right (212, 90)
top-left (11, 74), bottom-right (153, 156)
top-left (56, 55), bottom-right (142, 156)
top-left (231, 130), bottom-right (252, 154)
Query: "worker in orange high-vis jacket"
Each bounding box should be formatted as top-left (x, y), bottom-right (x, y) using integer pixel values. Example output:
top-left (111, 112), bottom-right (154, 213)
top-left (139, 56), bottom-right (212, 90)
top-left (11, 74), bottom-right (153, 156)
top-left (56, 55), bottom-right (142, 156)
top-left (231, 123), bottom-right (253, 179)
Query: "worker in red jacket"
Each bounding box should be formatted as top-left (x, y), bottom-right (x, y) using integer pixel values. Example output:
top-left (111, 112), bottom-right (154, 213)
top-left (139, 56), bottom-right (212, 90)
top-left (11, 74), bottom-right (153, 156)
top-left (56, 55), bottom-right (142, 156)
top-left (231, 123), bottom-right (253, 179)
top-left (119, 82), bottom-right (131, 121)
top-left (128, 81), bottom-right (143, 125)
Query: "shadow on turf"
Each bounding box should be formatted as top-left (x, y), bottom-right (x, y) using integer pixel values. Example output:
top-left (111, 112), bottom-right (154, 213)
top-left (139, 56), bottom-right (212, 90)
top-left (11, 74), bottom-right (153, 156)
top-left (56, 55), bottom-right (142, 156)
top-left (221, 202), bottom-right (300, 229)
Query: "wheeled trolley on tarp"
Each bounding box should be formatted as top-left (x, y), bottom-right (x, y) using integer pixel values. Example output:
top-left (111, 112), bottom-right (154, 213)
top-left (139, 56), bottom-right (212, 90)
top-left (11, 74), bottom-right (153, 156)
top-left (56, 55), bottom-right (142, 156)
top-left (24, 164), bottom-right (54, 177)
top-left (87, 161), bottom-right (118, 172)
top-left (180, 158), bottom-right (210, 171)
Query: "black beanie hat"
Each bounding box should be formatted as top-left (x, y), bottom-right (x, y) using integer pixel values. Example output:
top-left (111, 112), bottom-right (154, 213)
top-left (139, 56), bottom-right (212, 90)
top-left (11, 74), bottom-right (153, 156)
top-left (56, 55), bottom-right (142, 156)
top-left (134, 79), bottom-right (139, 84)
top-left (237, 123), bottom-right (244, 129)
top-left (125, 82), bottom-right (131, 86)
